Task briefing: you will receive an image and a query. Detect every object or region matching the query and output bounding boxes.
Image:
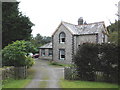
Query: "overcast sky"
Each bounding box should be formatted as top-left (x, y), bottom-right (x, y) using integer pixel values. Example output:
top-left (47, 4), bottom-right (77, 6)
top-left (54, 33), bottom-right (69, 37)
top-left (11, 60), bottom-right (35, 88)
top-left (18, 0), bottom-right (119, 37)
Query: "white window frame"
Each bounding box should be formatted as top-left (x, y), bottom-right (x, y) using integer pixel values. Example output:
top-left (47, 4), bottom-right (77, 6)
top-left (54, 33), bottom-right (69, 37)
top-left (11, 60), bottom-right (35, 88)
top-left (59, 32), bottom-right (66, 43)
top-left (59, 49), bottom-right (65, 60)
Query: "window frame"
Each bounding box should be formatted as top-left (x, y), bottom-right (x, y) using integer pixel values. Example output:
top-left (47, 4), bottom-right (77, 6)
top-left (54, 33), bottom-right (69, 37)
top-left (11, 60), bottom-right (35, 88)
top-left (48, 49), bottom-right (53, 56)
top-left (59, 49), bottom-right (65, 60)
top-left (41, 49), bottom-right (45, 56)
top-left (59, 32), bottom-right (66, 43)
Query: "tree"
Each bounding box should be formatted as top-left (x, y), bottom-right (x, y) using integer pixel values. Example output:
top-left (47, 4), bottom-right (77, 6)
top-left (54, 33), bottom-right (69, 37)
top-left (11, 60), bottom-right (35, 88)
top-left (2, 2), bottom-right (34, 48)
top-left (30, 33), bottom-right (51, 48)
top-left (34, 33), bottom-right (43, 45)
top-left (73, 43), bottom-right (99, 81)
top-left (2, 40), bottom-right (36, 67)
top-left (73, 43), bottom-right (118, 83)
top-left (107, 20), bottom-right (120, 44)
top-left (42, 36), bottom-right (51, 44)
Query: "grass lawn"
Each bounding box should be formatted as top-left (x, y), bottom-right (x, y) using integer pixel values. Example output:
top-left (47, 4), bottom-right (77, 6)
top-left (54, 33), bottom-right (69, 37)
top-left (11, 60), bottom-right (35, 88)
top-left (49, 62), bottom-right (71, 67)
top-left (2, 68), bottom-right (35, 88)
top-left (60, 80), bottom-right (119, 88)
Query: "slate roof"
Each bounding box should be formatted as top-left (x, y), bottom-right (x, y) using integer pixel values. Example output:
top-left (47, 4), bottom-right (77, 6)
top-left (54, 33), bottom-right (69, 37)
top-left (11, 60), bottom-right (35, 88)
top-left (39, 42), bottom-right (52, 49)
top-left (60, 21), bottom-right (108, 35)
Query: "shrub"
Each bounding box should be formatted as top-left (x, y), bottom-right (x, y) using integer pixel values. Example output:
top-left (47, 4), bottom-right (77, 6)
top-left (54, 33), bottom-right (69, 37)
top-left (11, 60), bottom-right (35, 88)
top-left (2, 40), bottom-right (36, 67)
top-left (25, 56), bottom-right (35, 68)
top-left (73, 43), bottom-right (119, 83)
top-left (73, 43), bottom-right (99, 81)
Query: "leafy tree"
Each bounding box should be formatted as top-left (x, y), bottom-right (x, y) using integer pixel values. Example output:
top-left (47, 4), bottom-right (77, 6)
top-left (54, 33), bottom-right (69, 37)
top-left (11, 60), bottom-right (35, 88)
top-left (2, 2), bottom-right (34, 48)
top-left (2, 40), bottom-right (36, 67)
top-left (73, 43), bottom-right (118, 83)
top-left (34, 33), bottom-right (43, 45)
top-left (42, 36), bottom-right (51, 44)
top-left (30, 33), bottom-right (51, 48)
top-left (107, 20), bottom-right (120, 44)
top-left (73, 43), bottom-right (99, 81)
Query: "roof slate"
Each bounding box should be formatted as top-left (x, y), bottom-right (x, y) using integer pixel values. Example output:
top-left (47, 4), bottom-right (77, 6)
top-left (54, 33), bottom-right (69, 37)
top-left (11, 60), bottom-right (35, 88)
top-left (39, 42), bottom-right (52, 49)
top-left (62, 21), bottom-right (106, 35)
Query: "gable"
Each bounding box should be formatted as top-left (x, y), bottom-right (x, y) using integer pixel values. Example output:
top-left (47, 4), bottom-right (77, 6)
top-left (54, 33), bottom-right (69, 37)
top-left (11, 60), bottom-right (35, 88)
top-left (52, 22), bottom-right (73, 37)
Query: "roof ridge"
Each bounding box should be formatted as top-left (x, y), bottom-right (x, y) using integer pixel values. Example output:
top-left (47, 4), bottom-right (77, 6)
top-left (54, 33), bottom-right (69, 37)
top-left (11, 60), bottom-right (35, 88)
top-left (77, 21), bottom-right (105, 26)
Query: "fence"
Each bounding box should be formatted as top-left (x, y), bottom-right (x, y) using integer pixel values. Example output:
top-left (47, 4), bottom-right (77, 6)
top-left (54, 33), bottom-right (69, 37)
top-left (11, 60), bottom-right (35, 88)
top-left (64, 67), bottom-right (108, 82)
top-left (2, 66), bottom-right (27, 80)
top-left (64, 67), bottom-right (78, 80)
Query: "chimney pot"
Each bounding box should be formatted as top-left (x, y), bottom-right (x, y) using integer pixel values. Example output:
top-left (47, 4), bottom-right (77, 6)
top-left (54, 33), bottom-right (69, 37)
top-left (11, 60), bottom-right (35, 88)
top-left (78, 17), bottom-right (83, 25)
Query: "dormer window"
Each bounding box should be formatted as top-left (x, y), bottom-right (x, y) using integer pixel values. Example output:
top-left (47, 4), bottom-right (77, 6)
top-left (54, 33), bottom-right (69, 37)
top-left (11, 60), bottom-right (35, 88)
top-left (59, 32), bottom-right (66, 43)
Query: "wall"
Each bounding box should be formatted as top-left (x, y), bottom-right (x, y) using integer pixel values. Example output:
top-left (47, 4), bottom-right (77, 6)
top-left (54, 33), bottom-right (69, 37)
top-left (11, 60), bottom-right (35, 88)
top-left (39, 49), bottom-right (52, 60)
top-left (1, 67), bottom-right (14, 80)
top-left (2, 66), bottom-right (27, 80)
top-left (53, 24), bottom-right (73, 64)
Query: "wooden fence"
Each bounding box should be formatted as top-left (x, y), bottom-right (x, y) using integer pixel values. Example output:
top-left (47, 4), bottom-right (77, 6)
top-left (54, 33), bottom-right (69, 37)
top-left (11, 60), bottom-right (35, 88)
top-left (64, 67), bottom-right (105, 81)
top-left (2, 66), bottom-right (27, 80)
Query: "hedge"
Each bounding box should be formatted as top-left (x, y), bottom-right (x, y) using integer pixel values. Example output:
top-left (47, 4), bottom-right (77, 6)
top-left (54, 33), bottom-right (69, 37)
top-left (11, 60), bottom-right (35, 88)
top-left (73, 43), bottom-right (119, 84)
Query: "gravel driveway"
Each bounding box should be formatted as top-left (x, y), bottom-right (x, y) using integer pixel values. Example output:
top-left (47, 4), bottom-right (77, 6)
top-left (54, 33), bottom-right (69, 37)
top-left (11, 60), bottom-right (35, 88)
top-left (25, 59), bottom-right (64, 88)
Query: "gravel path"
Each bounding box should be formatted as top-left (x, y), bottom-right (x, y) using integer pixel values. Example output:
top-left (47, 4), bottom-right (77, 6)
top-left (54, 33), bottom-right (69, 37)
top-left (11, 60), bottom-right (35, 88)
top-left (25, 59), bottom-right (64, 88)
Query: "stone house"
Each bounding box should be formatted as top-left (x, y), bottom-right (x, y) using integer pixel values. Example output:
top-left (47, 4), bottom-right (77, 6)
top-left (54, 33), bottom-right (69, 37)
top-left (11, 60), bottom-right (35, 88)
top-left (52, 18), bottom-right (108, 64)
top-left (39, 42), bottom-right (52, 60)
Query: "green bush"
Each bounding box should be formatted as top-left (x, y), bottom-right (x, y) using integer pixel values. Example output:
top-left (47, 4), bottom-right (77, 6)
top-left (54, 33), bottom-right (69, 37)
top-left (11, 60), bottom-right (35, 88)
top-left (73, 43), bottom-right (99, 81)
top-left (25, 56), bottom-right (35, 68)
top-left (73, 43), bottom-right (119, 84)
top-left (99, 43), bottom-right (118, 83)
top-left (2, 40), bottom-right (36, 67)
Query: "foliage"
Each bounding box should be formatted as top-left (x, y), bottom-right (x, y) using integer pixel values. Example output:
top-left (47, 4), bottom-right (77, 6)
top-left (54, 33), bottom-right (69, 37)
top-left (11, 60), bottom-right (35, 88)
top-left (2, 40), bottom-right (35, 67)
top-left (99, 43), bottom-right (119, 83)
top-left (73, 43), bottom-right (119, 83)
top-left (2, 2), bottom-right (34, 48)
top-left (107, 20), bottom-right (120, 44)
top-left (108, 31), bottom-right (118, 44)
top-left (25, 56), bottom-right (35, 68)
top-left (30, 33), bottom-right (51, 48)
top-left (73, 43), bottom-right (99, 81)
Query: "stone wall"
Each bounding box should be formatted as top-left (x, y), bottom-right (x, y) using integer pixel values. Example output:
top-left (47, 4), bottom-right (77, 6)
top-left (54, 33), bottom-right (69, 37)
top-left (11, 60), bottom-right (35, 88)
top-left (1, 66), bottom-right (27, 80)
top-left (52, 24), bottom-right (73, 64)
top-left (2, 67), bottom-right (14, 80)
top-left (39, 49), bottom-right (52, 60)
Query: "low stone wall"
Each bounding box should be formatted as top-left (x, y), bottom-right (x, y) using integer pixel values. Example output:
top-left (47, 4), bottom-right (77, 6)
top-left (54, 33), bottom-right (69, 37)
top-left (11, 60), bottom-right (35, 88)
top-left (1, 66), bottom-right (27, 80)
top-left (2, 66), bottom-right (14, 80)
